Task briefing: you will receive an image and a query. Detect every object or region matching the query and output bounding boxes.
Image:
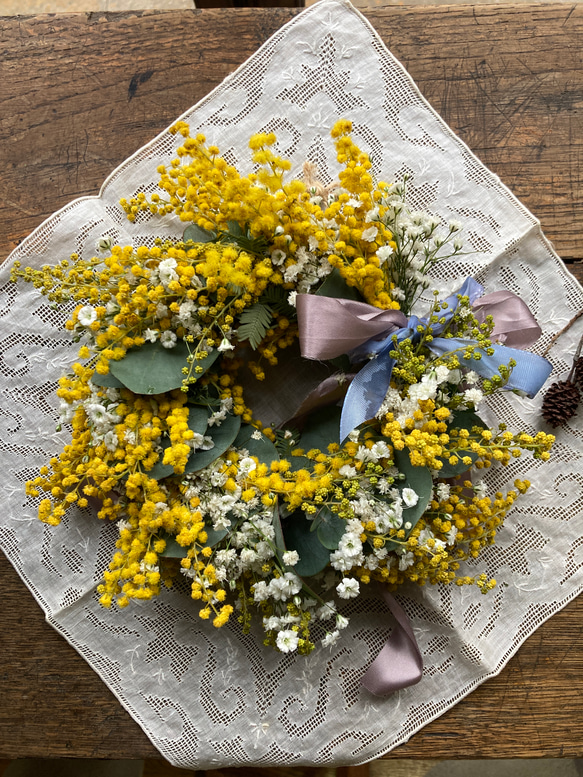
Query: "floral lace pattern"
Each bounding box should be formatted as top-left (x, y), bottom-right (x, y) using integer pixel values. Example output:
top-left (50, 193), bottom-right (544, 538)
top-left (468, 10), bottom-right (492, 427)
top-left (0, 0), bottom-right (581, 768)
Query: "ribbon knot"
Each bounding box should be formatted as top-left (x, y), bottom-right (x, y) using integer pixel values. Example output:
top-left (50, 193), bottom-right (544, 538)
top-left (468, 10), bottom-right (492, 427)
top-left (297, 278), bottom-right (552, 442)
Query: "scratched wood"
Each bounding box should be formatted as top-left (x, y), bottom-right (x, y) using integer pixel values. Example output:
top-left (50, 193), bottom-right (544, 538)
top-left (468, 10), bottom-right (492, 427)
top-left (0, 4), bottom-right (582, 762)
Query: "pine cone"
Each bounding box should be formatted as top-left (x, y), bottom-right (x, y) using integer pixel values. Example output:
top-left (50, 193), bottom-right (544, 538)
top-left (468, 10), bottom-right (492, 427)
top-left (541, 380), bottom-right (580, 427)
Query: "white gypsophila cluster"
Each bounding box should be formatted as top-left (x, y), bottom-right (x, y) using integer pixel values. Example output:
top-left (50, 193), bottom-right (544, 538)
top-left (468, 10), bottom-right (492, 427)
top-left (282, 242), bottom-right (333, 298)
top-left (375, 364), bottom-right (484, 429)
top-left (358, 180), bottom-right (465, 309)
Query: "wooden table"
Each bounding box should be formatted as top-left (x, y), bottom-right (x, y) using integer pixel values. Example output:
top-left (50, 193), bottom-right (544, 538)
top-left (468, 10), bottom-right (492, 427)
top-left (1, 4), bottom-right (582, 763)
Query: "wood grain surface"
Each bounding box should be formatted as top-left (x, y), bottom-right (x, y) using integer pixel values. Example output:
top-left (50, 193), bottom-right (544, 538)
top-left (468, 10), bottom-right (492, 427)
top-left (0, 4), bottom-right (582, 761)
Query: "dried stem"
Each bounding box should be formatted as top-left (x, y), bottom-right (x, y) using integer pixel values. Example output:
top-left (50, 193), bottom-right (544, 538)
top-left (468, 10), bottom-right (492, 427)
top-left (542, 309), bottom-right (583, 357)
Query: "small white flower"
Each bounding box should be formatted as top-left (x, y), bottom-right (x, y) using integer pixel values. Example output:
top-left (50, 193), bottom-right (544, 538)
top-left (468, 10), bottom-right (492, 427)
top-left (160, 331), bottom-right (177, 349)
top-left (143, 328), bottom-right (158, 343)
top-left (398, 551), bottom-right (415, 571)
top-left (96, 236), bottom-right (113, 253)
top-left (288, 291), bottom-right (297, 307)
top-left (251, 429), bottom-right (263, 440)
top-left (336, 577), bottom-right (360, 599)
top-left (158, 257), bottom-right (178, 288)
top-left (253, 580), bottom-right (269, 602)
top-left (77, 305), bottom-right (97, 327)
top-left (271, 249), bottom-right (287, 266)
top-left (474, 480), bottom-right (487, 498)
top-left (435, 483), bottom-right (451, 501)
top-left (335, 614), bottom-right (349, 630)
top-left (218, 337), bottom-right (235, 352)
top-left (276, 629), bottom-right (299, 653)
top-left (339, 464), bottom-right (357, 478)
top-left (361, 225), bottom-right (378, 242)
top-left (376, 244), bottom-right (394, 265)
top-left (322, 630), bottom-right (340, 648)
top-left (238, 456), bottom-right (257, 475)
top-left (282, 550), bottom-right (300, 567)
top-left (401, 488), bottom-right (419, 508)
top-left (103, 430), bottom-right (118, 452)
top-left (463, 388), bottom-right (483, 407)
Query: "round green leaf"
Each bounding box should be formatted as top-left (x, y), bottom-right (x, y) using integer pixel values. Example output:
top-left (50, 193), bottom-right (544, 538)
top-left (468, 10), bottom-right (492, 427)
top-left (184, 224), bottom-right (216, 243)
top-left (393, 447), bottom-right (433, 535)
top-left (203, 522), bottom-right (228, 547)
top-left (299, 404), bottom-right (342, 452)
top-left (110, 341), bottom-right (220, 395)
top-left (435, 409), bottom-right (487, 477)
top-left (90, 371), bottom-right (125, 389)
top-left (147, 437), bottom-right (176, 480)
top-left (158, 533), bottom-right (187, 558)
top-left (315, 506), bottom-right (346, 550)
top-left (281, 510), bottom-right (330, 577)
top-left (316, 267), bottom-right (363, 302)
top-left (183, 412), bottom-right (241, 474)
top-left (233, 425), bottom-right (280, 466)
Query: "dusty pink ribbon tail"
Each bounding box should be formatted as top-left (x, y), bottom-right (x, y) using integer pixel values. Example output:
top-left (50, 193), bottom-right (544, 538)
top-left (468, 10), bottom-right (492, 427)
top-left (361, 590), bottom-right (423, 696)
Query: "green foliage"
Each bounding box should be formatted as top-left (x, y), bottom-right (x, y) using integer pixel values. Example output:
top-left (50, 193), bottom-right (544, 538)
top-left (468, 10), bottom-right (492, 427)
top-left (316, 268), bottom-right (363, 301)
top-left (109, 341), bottom-right (220, 395)
top-left (234, 425), bottom-right (280, 466)
top-left (435, 409), bottom-right (487, 477)
top-left (299, 405), bottom-right (342, 451)
top-left (313, 506), bottom-right (346, 550)
top-left (183, 412), bottom-right (241, 474)
top-left (281, 509), bottom-right (330, 577)
top-left (237, 301), bottom-right (273, 350)
top-left (158, 533), bottom-right (186, 558)
top-left (90, 371), bottom-right (125, 389)
top-left (183, 224), bottom-right (216, 243)
top-left (393, 447), bottom-right (433, 535)
top-left (109, 340), bottom-right (190, 395)
top-left (260, 285), bottom-right (295, 318)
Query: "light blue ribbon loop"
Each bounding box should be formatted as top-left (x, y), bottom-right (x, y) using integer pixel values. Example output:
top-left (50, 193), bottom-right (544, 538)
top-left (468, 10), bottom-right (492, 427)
top-left (339, 280), bottom-right (552, 442)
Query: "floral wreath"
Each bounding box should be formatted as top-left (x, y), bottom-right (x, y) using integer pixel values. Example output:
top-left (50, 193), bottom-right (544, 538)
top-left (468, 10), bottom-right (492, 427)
top-left (12, 120), bottom-right (555, 687)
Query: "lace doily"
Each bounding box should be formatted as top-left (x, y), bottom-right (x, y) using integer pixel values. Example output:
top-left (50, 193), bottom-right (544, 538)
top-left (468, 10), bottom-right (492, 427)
top-left (1, 0), bottom-right (582, 767)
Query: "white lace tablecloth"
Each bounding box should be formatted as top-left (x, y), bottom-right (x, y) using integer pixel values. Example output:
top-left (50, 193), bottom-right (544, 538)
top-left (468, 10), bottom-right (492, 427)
top-left (0, 0), bottom-right (582, 767)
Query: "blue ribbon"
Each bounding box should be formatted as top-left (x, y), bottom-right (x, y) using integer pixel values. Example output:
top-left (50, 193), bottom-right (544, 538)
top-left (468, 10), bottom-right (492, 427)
top-left (340, 278), bottom-right (553, 442)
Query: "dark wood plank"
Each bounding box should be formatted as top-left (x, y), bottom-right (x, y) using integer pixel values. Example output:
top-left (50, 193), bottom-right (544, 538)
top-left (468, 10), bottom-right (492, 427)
top-left (0, 5), bottom-right (582, 761)
top-left (1, 5), bottom-right (582, 271)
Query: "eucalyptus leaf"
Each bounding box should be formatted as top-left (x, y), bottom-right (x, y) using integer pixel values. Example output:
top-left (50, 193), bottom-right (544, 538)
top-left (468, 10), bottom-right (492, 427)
top-left (314, 506), bottom-right (346, 550)
top-left (90, 371), bottom-right (125, 389)
top-left (158, 534), bottom-right (187, 558)
top-left (183, 224), bottom-right (216, 243)
top-left (187, 405), bottom-right (210, 436)
top-left (110, 341), bottom-right (220, 395)
top-left (435, 409), bottom-right (487, 478)
top-left (272, 502), bottom-right (287, 556)
top-left (286, 455), bottom-right (312, 472)
top-left (393, 447), bottom-right (433, 534)
top-left (281, 509), bottom-right (330, 577)
top-left (316, 268), bottom-right (363, 301)
top-left (226, 220), bottom-right (245, 237)
top-left (147, 437), bottom-right (176, 480)
top-left (203, 522), bottom-right (229, 547)
top-left (183, 412), bottom-right (241, 474)
top-left (233, 425), bottom-right (280, 466)
top-left (299, 404), bottom-right (342, 452)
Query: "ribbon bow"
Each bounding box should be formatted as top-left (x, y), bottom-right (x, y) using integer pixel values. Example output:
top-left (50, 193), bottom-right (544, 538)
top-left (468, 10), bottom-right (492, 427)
top-left (297, 278), bottom-right (552, 442)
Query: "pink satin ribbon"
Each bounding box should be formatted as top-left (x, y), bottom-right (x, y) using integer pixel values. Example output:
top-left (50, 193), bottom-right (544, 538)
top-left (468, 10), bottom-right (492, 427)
top-left (297, 288), bottom-right (542, 362)
top-left (473, 290), bottom-right (542, 348)
top-left (296, 295), bottom-right (407, 361)
top-left (361, 590), bottom-right (423, 696)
